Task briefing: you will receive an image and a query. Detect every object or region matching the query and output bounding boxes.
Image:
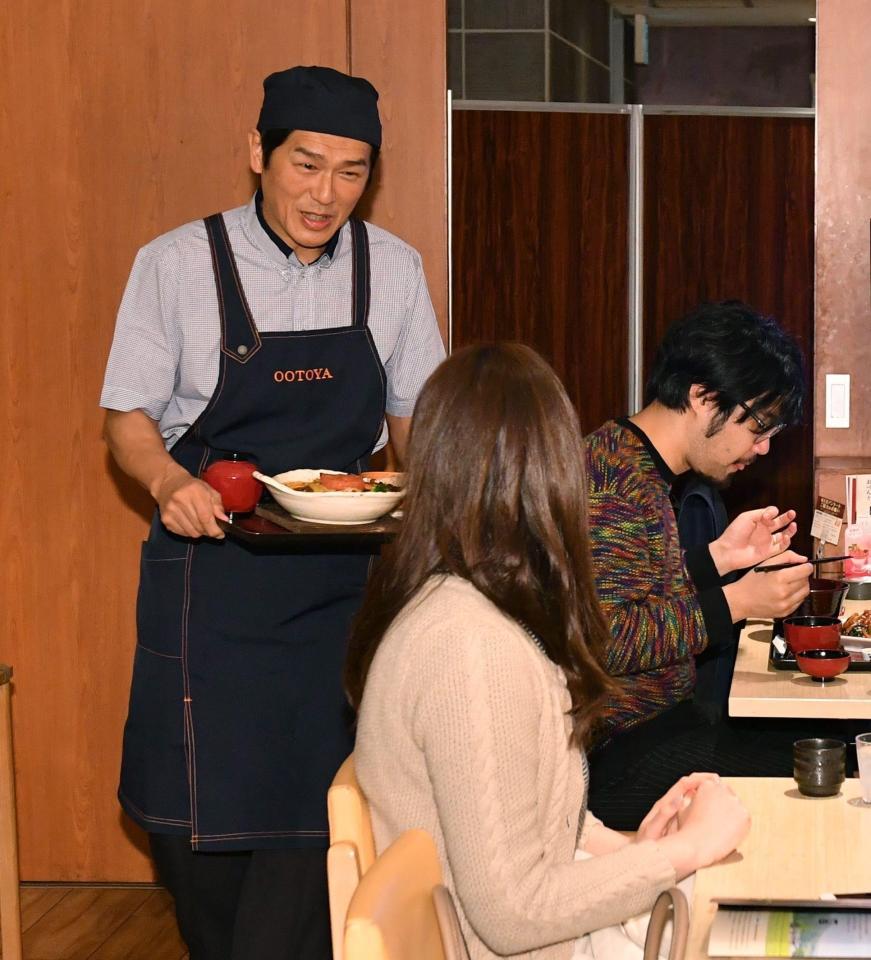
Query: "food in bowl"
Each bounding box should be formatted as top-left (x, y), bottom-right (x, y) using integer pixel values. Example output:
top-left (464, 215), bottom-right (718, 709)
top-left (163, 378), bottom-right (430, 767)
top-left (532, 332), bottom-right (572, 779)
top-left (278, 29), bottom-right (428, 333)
top-left (284, 472), bottom-right (403, 493)
top-left (266, 469), bottom-right (406, 525)
top-left (795, 648), bottom-right (851, 682)
top-left (843, 609), bottom-right (871, 638)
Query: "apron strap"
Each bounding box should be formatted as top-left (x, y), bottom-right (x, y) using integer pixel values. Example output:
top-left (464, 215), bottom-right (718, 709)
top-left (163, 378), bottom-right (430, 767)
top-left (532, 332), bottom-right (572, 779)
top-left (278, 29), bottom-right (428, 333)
top-left (349, 218), bottom-right (371, 330)
top-left (204, 213), bottom-right (262, 363)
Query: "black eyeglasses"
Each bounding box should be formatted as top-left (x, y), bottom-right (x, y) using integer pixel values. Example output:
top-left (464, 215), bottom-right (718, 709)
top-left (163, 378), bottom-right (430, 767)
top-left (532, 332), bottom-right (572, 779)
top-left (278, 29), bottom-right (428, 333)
top-left (735, 399), bottom-right (787, 441)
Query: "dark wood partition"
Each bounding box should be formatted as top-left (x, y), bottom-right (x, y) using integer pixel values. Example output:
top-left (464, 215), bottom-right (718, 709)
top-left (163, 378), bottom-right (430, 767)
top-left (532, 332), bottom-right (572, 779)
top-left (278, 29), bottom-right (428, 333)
top-left (452, 110), bottom-right (630, 434)
top-left (643, 115), bottom-right (815, 545)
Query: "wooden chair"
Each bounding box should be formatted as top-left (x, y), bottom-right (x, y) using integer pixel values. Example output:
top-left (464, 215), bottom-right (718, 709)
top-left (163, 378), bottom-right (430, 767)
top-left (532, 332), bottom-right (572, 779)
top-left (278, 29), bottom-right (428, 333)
top-left (0, 666), bottom-right (22, 960)
top-left (432, 884), bottom-right (469, 960)
top-left (643, 887), bottom-right (689, 960)
top-left (344, 828), bottom-right (469, 960)
top-left (327, 755), bottom-right (377, 960)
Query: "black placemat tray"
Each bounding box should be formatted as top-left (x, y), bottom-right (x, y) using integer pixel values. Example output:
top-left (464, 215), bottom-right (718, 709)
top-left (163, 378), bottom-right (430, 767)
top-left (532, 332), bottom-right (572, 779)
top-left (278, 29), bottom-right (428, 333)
top-left (217, 501), bottom-right (400, 551)
top-left (768, 638), bottom-right (871, 671)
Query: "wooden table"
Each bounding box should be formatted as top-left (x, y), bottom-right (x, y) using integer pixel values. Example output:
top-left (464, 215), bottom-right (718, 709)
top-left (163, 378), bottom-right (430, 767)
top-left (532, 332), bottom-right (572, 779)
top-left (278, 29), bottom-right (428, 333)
top-left (728, 600), bottom-right (871, 720)
top-left (688, 777), bottom-right (871, 959)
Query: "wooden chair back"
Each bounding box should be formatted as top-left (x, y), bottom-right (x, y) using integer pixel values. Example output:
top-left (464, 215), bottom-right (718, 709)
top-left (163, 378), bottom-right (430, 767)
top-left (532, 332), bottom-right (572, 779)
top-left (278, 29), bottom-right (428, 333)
top-left (328, 755), bottom-right (376, 870)
top-left (344, 829), bottom-right (455, 960)
top-left (327, 754), bottom-right (377, 960)
top-left (643, 887), bottom-right (689, 960)
top-left (432, 883), bottom-right (470, 960)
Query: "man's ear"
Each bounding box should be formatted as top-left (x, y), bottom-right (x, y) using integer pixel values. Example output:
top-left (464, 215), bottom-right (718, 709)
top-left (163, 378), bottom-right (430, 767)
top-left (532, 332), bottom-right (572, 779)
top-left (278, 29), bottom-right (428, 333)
top-left (688, 384), bottom-right (711, 412)
top-left (248, 129), bottom-right (264, 175)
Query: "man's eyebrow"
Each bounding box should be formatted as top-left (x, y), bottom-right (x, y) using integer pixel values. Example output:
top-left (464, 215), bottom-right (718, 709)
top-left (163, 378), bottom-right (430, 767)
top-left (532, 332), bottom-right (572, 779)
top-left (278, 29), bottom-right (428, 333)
top-left (292, 146), bottom-right (326, 162)
top-left (292, 146), bottom-right (369, 167)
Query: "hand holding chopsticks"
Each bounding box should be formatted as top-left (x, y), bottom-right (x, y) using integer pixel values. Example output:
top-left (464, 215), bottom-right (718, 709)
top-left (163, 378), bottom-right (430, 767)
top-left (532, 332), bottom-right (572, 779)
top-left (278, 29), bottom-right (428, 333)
top-left (753, 554), bottom-right (851, 573)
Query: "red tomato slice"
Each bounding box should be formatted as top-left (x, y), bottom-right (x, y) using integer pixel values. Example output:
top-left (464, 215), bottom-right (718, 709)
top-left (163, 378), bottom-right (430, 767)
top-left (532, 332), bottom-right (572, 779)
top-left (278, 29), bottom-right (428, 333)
top-left (319, 472), bottom-right (367, 491)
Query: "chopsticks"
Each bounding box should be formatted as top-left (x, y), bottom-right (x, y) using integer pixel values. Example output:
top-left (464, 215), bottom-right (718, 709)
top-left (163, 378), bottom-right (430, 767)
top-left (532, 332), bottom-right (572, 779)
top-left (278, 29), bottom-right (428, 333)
top-left (753, 554), bottom-right (852, 573)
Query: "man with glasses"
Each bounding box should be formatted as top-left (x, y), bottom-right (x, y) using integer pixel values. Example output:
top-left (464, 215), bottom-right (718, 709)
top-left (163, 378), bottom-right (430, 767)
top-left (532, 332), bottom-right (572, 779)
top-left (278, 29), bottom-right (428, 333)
top-left (676, 394), bottom-right (787, 723)
top-left (584, 301), bottom-right (817, 829)
top-left (735, 399), bottom-right (788, 440)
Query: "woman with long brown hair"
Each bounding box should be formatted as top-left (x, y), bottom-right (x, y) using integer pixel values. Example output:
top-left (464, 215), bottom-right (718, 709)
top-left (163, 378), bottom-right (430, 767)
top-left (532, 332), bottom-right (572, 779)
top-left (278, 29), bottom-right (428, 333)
top-left (347, 344), bottom-right (748, 960)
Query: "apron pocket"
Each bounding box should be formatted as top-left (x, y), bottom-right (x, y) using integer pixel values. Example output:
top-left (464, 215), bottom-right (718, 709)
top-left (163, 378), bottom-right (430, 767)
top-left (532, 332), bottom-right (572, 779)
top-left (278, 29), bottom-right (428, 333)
top-left (120, 643), bottom-right (190, 828)
top-left (136, 541), bottom-right (189, 659)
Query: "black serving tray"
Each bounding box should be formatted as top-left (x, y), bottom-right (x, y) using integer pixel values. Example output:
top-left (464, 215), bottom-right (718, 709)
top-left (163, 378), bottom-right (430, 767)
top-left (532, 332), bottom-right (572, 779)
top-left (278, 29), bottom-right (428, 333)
top-left (216, 501), bottom-right (400, 552)
top-left (768, 637), bottom-right (871, 672)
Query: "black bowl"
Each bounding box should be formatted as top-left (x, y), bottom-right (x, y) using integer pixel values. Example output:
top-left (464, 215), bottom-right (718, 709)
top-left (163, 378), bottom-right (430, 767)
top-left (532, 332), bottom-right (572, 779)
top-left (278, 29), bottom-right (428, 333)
top-left (796, 578), bottom-right (849, 618)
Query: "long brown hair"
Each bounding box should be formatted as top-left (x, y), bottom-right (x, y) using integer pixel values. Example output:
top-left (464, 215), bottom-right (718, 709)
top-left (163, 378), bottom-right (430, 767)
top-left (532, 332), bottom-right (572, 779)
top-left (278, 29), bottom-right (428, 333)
top-left (345, 343), bottom-right (616, 744)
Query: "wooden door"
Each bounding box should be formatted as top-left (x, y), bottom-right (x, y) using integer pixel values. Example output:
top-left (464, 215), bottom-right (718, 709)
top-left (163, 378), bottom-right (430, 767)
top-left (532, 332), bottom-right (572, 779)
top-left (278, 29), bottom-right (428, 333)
top-left (642, 115), bottom-right (815, 550)
top-left (452, 109), bottom-right (631, 435)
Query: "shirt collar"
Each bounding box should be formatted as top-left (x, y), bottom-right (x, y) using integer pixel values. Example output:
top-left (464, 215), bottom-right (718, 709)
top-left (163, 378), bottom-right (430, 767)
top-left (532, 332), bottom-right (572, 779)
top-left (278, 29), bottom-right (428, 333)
top-left (616, 416), bottom-right (677, 486)
top-left (252, 189), bottom-right (341, 267)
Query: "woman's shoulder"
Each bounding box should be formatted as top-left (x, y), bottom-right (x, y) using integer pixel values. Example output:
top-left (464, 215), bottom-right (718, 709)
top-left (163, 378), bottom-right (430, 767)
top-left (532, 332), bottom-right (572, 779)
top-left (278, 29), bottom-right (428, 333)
top-left (389, 575), bottom-right (519, 646)
top-left (380, 576), bottom-right (556, 689)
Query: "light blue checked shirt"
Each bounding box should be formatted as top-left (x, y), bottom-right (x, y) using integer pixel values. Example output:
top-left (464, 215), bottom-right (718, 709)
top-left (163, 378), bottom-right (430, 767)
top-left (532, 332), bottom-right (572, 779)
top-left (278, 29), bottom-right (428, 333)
top-left (101, 197), bottom-right (445, 450)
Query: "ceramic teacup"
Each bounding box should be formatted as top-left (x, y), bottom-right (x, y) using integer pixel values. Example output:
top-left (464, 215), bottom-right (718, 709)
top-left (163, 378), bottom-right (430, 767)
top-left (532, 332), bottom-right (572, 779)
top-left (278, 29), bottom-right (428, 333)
top-left (793, 737), bottom-right (846, 797)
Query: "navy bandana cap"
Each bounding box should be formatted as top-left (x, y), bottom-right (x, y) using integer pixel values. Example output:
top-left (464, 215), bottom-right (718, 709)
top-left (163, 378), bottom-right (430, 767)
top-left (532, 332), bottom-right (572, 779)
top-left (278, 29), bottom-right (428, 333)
top-left (257, 65), bottom-right (382, 149)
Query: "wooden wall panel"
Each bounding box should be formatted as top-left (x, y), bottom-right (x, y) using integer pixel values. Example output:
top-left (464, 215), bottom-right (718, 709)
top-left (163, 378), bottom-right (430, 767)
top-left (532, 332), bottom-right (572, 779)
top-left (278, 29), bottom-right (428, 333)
top-left (452, 111), bottom-right (630, 435)
top-left (350, 2), bottom-right (449, 343)
top-left (1, 0), bottom-right (448, 883)
top-left (0, 0), bottom-right (349, 881)
top-left (642, 115), bottom-right (815, 549)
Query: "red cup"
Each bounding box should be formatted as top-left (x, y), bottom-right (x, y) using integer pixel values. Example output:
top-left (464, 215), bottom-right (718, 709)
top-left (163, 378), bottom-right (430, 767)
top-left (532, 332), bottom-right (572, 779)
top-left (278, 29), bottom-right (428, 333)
top-left (783, 615), bottom-right (841, 656)
top-left (201, 454), bottom-right (263, 513)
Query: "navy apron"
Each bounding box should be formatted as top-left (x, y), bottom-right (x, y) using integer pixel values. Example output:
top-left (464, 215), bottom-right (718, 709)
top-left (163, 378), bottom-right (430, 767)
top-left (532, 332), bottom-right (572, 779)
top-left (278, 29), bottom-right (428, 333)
top-left (119, 215), bottom-right (386, 851)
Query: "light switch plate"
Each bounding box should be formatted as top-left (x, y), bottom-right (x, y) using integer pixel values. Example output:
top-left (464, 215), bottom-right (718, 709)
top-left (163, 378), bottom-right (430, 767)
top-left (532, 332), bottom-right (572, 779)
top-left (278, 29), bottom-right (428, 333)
top-left (825, 373), bottom-right (850, 428)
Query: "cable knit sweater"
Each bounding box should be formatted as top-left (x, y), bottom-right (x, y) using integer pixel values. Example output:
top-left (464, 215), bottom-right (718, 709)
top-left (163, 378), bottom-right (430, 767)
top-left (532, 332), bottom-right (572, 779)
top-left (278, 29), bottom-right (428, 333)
top-left (355, 576), bottom-right (676, 960)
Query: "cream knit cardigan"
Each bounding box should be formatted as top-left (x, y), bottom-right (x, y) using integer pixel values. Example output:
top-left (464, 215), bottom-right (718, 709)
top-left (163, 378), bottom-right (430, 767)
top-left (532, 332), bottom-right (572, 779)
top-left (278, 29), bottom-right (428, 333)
top-left (356, 576), bottom-right (676, 960)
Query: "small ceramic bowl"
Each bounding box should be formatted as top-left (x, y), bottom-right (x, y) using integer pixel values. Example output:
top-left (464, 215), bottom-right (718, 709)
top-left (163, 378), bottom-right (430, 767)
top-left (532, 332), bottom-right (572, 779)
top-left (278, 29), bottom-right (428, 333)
top-left (795, 648), bottom-right (851, 683)
top-left (783, 615), bottom-right (841, 655)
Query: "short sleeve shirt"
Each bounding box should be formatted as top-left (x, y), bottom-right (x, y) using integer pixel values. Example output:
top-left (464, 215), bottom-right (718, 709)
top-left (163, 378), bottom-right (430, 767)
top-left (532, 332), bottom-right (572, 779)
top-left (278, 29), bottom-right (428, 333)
top-left (100, 197), bottom-right (445, 450)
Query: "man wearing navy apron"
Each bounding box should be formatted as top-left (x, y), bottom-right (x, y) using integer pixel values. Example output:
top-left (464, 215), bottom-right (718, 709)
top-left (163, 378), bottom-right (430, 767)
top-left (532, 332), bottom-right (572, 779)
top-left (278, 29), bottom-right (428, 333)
top-left (100, 66), bottom-right (445, 959)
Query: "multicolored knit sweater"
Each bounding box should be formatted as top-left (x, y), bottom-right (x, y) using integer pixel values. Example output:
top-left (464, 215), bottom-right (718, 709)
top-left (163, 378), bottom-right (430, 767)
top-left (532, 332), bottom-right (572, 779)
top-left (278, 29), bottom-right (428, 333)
top-left (584, 420), bottom-right (711, 742)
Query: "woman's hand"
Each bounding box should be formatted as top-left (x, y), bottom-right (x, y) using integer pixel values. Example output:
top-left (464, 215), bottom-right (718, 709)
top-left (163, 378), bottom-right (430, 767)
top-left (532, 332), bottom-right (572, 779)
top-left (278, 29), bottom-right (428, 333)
top-left (636, 773), bottom-right (719, 842)
top-left (656, 779), bottom-right (751, 880)
top-left (709, 506), bottom-right (799, 576)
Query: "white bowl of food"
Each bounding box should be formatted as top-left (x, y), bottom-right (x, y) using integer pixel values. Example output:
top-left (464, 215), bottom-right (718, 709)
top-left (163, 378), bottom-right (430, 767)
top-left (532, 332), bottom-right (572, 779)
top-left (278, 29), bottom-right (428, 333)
top-left (258, 469), bottom-right (405, 525)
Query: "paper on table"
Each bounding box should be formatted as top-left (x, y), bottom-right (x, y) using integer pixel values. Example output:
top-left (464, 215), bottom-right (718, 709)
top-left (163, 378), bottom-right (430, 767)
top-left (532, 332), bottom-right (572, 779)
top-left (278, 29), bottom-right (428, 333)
top-left (708, 908), bottom-right (871, 957)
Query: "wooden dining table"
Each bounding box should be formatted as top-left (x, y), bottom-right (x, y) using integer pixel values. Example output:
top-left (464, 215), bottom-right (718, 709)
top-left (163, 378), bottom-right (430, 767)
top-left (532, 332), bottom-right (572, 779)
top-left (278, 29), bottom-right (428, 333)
top-left (728, 600), bottom-right (871, 720)
top-left (688, 776), bottom-right (871, 959)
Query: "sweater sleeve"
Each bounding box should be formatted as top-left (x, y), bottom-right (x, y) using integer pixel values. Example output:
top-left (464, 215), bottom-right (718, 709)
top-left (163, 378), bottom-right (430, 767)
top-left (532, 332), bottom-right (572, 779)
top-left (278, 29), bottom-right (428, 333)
top-left (586, 489), bottom-right (709, 674)
top-left (415, 625), bottom-right (676, 954)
